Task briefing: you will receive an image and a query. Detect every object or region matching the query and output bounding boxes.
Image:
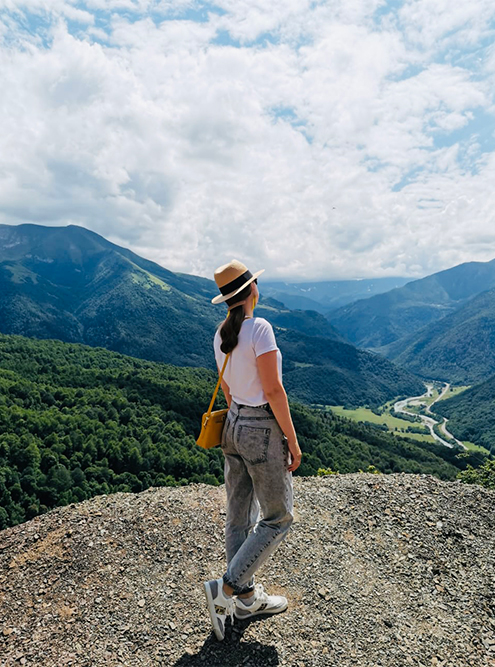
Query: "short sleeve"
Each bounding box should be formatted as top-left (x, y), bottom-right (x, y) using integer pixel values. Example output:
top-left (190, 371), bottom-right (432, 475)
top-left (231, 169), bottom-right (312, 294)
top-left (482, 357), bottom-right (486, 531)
top-left (252, 318), bottom-right (278, 357)
top-left (213, 329), bottom-right (224, 369)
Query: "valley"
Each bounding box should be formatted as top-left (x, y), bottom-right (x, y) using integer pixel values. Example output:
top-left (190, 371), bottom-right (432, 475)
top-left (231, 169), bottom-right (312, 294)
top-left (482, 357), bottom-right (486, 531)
top-left (393, 383), bottom-right (464, 449)
top-left (1, 223), bottom-right (494, 529)
top-left (329, 383), bottom-right (490, 458)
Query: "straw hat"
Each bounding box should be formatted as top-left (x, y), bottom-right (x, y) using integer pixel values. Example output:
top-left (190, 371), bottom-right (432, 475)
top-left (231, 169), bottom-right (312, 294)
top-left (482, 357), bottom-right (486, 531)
top-left (211, 259), bottom-right (265, 304)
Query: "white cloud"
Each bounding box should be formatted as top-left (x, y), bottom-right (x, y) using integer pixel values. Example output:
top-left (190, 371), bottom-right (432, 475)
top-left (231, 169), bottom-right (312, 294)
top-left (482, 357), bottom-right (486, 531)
top-left (398, 0), bottom-right (495, 53)
top-left (0, 1), bottom-right (495, 281)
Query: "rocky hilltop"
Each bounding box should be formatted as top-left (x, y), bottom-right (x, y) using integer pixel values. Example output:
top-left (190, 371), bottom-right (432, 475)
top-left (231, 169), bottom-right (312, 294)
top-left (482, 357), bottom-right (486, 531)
top-left (1, 474), bottom-right (494, 667)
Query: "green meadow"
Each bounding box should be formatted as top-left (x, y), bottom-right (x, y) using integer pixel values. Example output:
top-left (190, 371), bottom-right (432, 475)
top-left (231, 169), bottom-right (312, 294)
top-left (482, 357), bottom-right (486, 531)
top-left (329, 406), bottom-right (435, 443)
top-left (330, 385), bottom-right (475, 449)
top-left (437, 386), bottom-right (470, 401)
top-left (462, 441), bottom-right (492, 456)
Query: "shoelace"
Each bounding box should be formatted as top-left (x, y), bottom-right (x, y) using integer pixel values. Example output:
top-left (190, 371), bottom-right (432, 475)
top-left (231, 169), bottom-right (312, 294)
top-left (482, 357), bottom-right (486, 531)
top-left (253, 583), bottom-right (268, 603)
top-left (226, 596), bottom-right (235, 624)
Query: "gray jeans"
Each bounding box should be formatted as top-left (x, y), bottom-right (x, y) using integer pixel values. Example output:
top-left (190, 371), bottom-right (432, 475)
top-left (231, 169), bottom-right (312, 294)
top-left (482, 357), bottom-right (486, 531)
top-left (221, 401), bottom-right (294, 595)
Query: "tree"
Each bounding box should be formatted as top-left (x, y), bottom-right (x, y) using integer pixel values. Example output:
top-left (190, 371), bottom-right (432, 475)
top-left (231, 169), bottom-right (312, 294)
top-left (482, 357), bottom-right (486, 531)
top-left (0, 506), bottom-right (9, 530)
top-left (47, 464), bottom-right (72, 492)
top-left (457, 459), bottom-right (495, 490)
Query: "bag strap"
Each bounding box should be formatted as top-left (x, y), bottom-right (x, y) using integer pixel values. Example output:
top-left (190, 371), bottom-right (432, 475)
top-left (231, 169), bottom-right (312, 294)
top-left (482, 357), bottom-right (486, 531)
top-left (206, 353), bottom-right (230, 417)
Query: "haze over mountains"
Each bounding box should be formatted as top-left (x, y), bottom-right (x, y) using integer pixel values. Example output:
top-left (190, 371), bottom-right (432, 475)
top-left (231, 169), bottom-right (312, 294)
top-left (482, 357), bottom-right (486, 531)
top-left (261, 277), bottom-right (410, 313)
top-left (0, 223), bottom-right (422, 407)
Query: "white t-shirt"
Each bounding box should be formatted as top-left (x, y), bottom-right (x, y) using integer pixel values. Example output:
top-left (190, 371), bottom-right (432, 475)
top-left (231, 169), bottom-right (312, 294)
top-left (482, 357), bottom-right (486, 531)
top-left (213, 317), bottom-right (283, 407)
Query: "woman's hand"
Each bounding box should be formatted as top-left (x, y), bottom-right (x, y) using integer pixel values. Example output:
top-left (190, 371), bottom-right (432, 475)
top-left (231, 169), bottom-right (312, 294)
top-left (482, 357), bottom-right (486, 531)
top-left (287, 437), bottom-right (302, 472)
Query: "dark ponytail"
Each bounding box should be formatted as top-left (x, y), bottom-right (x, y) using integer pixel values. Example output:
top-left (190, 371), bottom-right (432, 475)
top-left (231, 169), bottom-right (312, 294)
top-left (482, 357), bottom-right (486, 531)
top-left (219, 283), bottom-right (253, 354)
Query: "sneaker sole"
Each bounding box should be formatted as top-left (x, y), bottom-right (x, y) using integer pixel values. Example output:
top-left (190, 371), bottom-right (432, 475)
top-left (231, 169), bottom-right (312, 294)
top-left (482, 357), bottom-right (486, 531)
top-left (234, 600), bottom-right (288, 619)
top-left (203, 581), bottom-right (225, 641)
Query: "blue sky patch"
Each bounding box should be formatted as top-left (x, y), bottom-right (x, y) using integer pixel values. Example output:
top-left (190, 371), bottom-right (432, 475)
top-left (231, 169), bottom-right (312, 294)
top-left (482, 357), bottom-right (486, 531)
top-left (3, 9), bottom-right (53, 49)
top-left (389, 64), bottom-right (424, 83)
top-left (176, 4), bottom-right (227, 23)
top-left (431, 109), bottom-right (495, 155)
top-left (392, 167), bottom-right (424, 192)
top-left (373, 0), bottom-right (404, 23)
top-left (269, 106), bottom-right (313, 143)
top-left (211, 30), bottom-right (241, 48)
top-left (362, 156), bottom-right (389, 173)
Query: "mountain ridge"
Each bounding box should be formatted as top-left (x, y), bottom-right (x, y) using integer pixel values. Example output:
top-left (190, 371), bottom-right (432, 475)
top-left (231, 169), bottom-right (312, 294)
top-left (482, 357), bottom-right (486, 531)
top-left (329, 258), bottom-right (495, 349)
top-left (0, 223), bottom-right (423, 407)
top-left (261, 277), bottom-right (411, 313)
top-left (384, 287), bottom-right (495, 384)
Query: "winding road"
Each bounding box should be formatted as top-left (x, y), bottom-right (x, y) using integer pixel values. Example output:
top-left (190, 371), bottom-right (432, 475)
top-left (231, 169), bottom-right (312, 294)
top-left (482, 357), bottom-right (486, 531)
top-left (394, 383), bottom-right (466, 450)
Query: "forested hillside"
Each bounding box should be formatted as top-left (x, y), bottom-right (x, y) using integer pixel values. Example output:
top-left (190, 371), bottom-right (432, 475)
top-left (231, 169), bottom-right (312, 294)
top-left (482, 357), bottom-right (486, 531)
top-left (384, 287), bottom-right (495, 384)
top-left (0, 334), bottom-right (471, 529)
top-left (435, 377), bottom-right (495, 454)
top-left (278, 329), bottom-right (424, 406)
top-left (0, 223), bottom-right (422, 407)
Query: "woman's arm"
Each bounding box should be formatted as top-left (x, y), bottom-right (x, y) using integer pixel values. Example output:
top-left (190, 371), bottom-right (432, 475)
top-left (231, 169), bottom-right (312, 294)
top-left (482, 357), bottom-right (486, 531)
top-left (220, 378), bottom-right (232, 408)
top-left (256, 350), bottom-right (302, 472)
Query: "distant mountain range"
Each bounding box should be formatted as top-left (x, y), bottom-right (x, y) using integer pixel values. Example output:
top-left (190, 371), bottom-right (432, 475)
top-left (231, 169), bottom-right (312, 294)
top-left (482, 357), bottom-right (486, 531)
top-left (384, 287), bottom-right (495, 384)
top-left (262, 277), bottom-right (410, 313)
top-left (329, 259), bottom-right (495, 349)
top-left (0, 223), bottom-right (423, 406)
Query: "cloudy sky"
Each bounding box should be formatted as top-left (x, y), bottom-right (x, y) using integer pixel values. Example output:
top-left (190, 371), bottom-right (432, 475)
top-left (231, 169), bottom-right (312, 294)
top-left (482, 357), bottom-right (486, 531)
top-left (1, 0), bottom-right (495, 280)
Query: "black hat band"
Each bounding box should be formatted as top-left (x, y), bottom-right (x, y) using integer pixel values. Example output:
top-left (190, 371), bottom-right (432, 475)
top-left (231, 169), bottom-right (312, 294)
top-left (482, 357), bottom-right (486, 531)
top-left (220, 270), bottom-right (253, 296)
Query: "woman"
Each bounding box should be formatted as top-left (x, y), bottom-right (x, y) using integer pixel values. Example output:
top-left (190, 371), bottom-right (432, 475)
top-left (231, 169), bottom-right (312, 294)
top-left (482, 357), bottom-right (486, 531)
top-left (203, 259), bottom-right (302, 641)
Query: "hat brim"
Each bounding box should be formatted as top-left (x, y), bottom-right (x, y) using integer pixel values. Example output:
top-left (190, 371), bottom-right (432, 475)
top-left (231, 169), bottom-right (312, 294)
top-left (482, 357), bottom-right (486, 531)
top-left (211, 269), bottom-right (265, 304)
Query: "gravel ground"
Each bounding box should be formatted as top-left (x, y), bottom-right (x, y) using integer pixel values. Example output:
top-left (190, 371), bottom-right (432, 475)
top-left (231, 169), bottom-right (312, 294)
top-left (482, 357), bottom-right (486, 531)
top-left (1, 473), bottom-right (494, 667)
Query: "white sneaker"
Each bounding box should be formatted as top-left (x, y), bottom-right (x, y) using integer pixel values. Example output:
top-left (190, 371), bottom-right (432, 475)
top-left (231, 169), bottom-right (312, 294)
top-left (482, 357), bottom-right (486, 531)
top-left (203, 578), bottom-right (234, 641)
top-left (234, 584), bottom-right (288, 619)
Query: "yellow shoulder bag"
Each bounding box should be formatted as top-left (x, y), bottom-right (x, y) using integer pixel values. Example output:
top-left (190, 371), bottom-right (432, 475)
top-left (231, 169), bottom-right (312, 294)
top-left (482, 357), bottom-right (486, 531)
top-left (196, 353), bottom-right (230, 449)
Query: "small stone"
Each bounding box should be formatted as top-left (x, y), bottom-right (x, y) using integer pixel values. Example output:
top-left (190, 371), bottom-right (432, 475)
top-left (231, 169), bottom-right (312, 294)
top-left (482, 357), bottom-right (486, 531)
top-left (138, 599), bottom-right (145, 607)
